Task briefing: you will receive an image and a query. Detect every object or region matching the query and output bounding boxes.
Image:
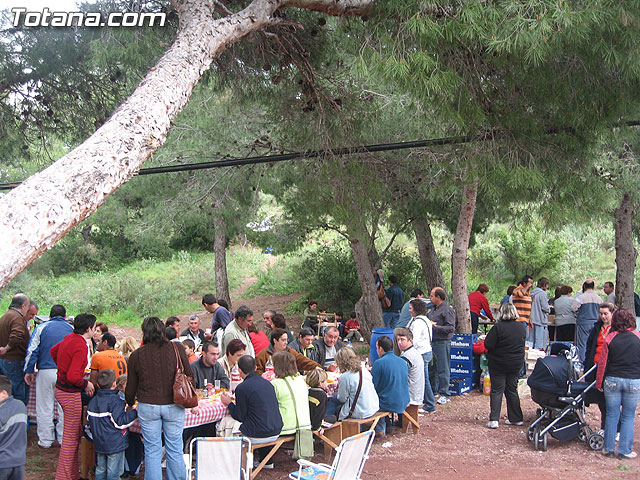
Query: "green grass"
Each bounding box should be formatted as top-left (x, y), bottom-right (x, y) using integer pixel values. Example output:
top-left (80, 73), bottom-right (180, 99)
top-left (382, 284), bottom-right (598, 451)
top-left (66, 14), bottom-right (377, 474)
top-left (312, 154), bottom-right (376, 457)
top-left (1, 247), bottom-right (265, 326)
top-left (244, 253), bottom-right (306, 297)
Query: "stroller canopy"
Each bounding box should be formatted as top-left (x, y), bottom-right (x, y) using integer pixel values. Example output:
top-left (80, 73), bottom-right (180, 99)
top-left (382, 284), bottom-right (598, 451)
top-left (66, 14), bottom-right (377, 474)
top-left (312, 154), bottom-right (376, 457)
top-left (527, 355), bottom-right (572, 396)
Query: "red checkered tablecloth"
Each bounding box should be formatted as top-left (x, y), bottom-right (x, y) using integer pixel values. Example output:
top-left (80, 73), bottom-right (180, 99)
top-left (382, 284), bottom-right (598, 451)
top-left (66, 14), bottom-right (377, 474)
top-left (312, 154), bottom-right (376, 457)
top-left (26, 382), bottom-right (39, 420)
top-left (128, 399), bottom-right (228, 434)
top-left (325, 381), bottom-right (338, 397)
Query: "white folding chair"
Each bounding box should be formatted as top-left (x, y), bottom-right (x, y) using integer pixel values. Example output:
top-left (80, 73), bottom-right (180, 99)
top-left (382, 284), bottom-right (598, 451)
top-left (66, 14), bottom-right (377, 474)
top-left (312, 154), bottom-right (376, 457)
top-left (187, 436), bottom-right (252, 480)
top-left (288, 430), bottom-right (375, 480)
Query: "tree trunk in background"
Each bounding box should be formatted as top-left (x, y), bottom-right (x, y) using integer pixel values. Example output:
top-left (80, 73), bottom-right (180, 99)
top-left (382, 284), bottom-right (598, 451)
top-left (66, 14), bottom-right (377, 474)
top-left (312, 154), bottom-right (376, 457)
top-left (213, 213), bottom-right (231, 309)
top-left (451, 179), bottom-right (478, 334)
top-left (614, 193), bottom-right (637, 312)
top-left (413, 216), bottom-right (446, 293)
top-left (0, 0), bottom-right (372, 289)
top-left (349, 231), bottom-right (384, 339)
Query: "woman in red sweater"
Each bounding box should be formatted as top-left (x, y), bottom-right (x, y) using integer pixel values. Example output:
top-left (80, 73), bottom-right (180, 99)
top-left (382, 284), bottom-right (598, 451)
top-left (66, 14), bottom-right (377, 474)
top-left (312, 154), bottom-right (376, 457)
top-left (50, 313), bottom-right (97, 480)
top-left (468, 284), bottom-right (494, 335)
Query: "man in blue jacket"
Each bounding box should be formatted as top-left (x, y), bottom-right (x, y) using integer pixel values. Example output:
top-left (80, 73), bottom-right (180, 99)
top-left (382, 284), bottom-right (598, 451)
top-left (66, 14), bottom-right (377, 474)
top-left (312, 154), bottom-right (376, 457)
top-left (87, 369), bottom-right (138, 480)
top-left (383, 276), bottom-right (405, 328)
top-left (371, 335), bottom-right (409, 436)
top-left (221, 355), bottom-right (283, 468)
top-left (23, 304), bottom-right (72, 448)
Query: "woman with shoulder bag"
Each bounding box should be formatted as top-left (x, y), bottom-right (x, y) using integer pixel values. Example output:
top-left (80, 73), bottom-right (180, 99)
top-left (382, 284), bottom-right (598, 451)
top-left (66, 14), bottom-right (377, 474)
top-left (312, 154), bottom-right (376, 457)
top-left (270, 351), bottom-right (313, 462)
top-left (125, 317), bottom-right (194, 480)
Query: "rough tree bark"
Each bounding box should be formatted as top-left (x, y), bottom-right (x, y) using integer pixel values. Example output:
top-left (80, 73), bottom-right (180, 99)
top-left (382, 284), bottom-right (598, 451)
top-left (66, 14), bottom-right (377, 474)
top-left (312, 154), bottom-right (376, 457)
top-left (0, 0), bottom-right (372, 289)
top-left (614, 193), bottom-right (638, 312)
top-left (413, 216), bottom-right (446, 293)
top-left (213, 212), bottom-right (231, 309)
top-left (451, 179), bottom-right (478, 334)
top-left (349, 229), bottom-right (384, 339)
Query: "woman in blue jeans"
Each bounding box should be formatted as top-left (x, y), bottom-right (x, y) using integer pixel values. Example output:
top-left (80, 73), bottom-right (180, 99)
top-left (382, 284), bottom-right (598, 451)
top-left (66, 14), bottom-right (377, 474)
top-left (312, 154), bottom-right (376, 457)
top-left (125, 317), bottom-right (194, 479)
top-left (596, 308), bottom-right (640, 459)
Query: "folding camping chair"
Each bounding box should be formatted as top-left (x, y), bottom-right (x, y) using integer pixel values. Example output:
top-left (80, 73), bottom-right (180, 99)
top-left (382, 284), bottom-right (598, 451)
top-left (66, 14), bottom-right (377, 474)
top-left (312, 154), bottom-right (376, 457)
top-left (187, 437), bottom-right (252, 479)
top-left (288, 430), bottom-right (374, 480)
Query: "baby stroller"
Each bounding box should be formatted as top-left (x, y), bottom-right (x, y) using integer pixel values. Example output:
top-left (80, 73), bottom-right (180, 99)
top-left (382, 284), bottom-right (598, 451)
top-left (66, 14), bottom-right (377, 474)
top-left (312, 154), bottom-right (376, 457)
top-left (526, 345), bottom-right (603, 452)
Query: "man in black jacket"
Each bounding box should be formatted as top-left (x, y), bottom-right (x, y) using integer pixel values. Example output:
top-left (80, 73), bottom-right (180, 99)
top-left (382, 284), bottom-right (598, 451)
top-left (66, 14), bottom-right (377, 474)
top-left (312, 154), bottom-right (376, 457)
top-left (221, 356), bottom-right (283, 467)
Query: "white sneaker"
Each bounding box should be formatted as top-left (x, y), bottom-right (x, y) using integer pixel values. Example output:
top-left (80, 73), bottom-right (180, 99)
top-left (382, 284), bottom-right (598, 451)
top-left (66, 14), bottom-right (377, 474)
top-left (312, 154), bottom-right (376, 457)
top-left (505, 420), bottom-right (524, 426)
top-left (437, 396), bottom-right (450, 405)
top-left (486, 421), bottom-right (499, 429)
top-left (616, 432), bottom-right (621, 442)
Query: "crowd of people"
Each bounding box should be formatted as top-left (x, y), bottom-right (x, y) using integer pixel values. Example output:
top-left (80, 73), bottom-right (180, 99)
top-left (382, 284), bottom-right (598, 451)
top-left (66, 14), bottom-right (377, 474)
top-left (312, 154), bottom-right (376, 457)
top-left (480, 275), bottom-right (640, 460)
top-left (2, 273), bottom-right (640, 479)
top-left (0, 290), bottom-right (441, 480)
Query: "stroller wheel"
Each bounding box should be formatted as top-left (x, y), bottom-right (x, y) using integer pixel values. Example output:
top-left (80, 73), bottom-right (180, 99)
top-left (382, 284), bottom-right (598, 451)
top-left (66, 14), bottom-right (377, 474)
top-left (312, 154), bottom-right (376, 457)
top-left (578, 425), bottom-right (592, 443)
top-left (534, 429), bottom-right (548, 452)
top-left (527, 425), bottom-right (536, 443)
top-left (588, 432), bottom-right (604, 451)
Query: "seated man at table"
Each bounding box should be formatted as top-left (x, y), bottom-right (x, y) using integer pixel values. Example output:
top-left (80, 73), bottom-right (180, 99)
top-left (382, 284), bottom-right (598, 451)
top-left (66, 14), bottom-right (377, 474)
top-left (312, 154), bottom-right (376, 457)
top-left (256, 329), bottom-right (320, 375)
top-left (371, 335), bottom-right (409, 436)
top-left (189, 342), bottom-right (229, 390)
top-left (287, 328), bottom-right (317, 360)
top-left (221, 356), bottom-right (283, 468)
top-left (310, 327), bottom-right (345, 372)
top-left (181, 314), bottom-right (209, 350)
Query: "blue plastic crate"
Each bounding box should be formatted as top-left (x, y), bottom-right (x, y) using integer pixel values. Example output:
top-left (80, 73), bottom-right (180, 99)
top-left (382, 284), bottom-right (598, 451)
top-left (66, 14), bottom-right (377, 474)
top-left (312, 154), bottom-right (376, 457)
top-left (450, 334), bottom-right (477, 349)
top-left (450, 347), bottom-right (473, 362)
top-left (449, 377), bottom-right (472, 396)
top-left (450, 360), bottom-right (477, 377)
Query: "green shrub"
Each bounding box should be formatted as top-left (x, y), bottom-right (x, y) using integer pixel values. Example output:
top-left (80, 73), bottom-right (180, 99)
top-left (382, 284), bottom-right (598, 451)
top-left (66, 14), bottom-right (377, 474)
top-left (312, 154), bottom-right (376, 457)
top-left (498, 221), bottom-right (567, 282)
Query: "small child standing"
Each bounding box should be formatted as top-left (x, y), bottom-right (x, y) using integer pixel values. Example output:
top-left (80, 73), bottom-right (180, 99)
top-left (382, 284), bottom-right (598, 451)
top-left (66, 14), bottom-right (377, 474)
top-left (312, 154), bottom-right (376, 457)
top-left (87, 369), bottom-right (138, 480)
top-left (344, 312), bottom-right (364, 342)
top-left (0, 375), bottom-right (27, 480)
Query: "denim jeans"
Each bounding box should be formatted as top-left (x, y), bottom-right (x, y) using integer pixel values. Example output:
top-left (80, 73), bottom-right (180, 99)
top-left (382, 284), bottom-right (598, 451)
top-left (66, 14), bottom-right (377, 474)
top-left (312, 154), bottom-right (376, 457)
top-left (0, 359), bottom-right (28, 405)
top-left (95, 451), bottom-right (125, 480)
top-left (325, 397), bottom-right (343, 420)
top-left (383, 313), bottom-right (400, 329)
top-left (422, 352), bottom-right (435, 411)
top-left (137, 403), bottom-right (186, 480)
top-left (603, 376), bottom-right (640, 455)
top-left (527, 324), bottom-right (548, 350)
top-left (430, 341), bottom-right (451, 396)
top-left (576, 321), bottom-right (596, 363)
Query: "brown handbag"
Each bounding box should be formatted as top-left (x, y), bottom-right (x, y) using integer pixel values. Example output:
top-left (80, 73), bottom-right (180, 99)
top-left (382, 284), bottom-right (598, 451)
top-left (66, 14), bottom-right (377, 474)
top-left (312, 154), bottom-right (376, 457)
top-left (172, 342), bottom-right (198, 408)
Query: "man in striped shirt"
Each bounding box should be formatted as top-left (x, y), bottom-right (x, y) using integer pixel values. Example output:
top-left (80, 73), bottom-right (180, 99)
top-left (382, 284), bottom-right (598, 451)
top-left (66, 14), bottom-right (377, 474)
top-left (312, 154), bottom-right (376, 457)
top-left (512, 275), bottom-right (533, 377)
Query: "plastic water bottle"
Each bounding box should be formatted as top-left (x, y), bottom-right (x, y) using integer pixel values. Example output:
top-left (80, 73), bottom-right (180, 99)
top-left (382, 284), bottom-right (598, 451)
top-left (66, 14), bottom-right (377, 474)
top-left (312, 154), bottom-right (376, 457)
top-left (266, 358), bottom-right (274, 373)
top-left (483, 373), bottom-right (491, 396)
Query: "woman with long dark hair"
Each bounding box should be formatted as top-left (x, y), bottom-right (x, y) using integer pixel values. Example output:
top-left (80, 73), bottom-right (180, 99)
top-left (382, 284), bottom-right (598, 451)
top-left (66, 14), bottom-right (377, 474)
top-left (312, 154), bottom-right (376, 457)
top-left (125, 317), bottom-right (193, 479)
top-left (596, 308), bottom-right (640, 459)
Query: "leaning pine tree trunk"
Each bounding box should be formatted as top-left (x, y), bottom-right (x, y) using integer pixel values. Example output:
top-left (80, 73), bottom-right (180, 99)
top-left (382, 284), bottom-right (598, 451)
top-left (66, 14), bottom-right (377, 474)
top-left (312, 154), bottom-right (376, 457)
top-left (451, 179), bottom-right (478, 334)
top-left (349, 232), bottom-right (384, 340)
top-left (0, 0), bottom-right (372, 289)
top-left (614, 193), bottom-right (638, 312)
top-left (413, 216), bottom-right (447, 293)
top-left (213, 213), bottom-right (232, 309)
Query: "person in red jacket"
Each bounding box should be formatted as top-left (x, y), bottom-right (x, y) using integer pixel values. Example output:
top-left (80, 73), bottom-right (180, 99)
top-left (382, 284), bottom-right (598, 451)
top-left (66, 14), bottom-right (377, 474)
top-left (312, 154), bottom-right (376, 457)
top-left (344, 312), bottom-right (364, 342)
top-left (50, 313), bottom-right (97, 480)
top-left (468, 284), bottom-right (494, 335)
